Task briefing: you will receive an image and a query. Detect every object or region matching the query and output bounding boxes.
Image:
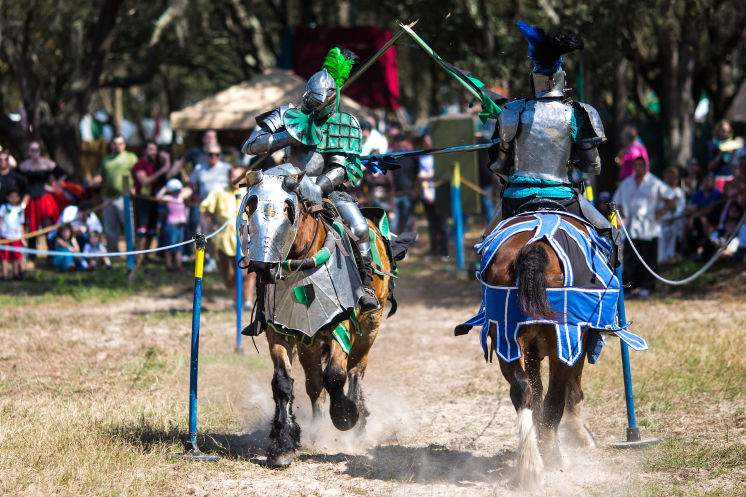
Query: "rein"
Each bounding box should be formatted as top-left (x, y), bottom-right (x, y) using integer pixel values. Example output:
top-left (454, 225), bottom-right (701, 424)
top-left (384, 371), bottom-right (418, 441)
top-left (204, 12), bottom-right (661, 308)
top-left (281, 203), bottom-right (332, 272)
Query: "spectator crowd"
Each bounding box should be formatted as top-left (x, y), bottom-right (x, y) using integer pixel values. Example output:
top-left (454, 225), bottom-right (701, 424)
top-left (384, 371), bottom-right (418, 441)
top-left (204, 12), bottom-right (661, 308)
top-left (1, 115), bottom-right (745, 302)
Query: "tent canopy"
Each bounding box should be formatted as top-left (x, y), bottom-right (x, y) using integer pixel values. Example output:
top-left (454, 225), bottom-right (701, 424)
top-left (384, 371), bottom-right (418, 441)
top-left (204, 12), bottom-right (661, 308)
top-left (170, 69), bottom-right (371, 131)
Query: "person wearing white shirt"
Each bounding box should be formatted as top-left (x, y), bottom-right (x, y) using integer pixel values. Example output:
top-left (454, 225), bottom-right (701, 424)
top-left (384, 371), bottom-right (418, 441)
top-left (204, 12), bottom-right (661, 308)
top-left (658, 167), bottom-right (686, 262)
top-left (361, 120), bottom-right (388, 155)
top-left (612, 158), bottom-right (675, 297)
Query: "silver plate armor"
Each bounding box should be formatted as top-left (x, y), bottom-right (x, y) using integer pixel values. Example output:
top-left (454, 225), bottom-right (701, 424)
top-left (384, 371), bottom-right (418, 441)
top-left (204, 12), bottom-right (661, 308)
top-left (239, 164), bottom-right (300, 263)
top-left (530, 70), bottom-right (566, 98)
top-left (513, 99), bottom-right (574, 183)
top-left (264, 228), bottom-right (362, 338)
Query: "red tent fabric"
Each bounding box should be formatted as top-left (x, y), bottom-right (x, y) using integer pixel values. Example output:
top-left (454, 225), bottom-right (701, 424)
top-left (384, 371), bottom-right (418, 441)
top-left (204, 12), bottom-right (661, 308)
top-left (293, 26), bottom-right (400, 110)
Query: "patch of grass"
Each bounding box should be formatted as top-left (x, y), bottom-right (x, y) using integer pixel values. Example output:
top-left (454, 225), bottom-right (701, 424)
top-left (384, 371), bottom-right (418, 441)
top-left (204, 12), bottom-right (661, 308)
top-left (645, 437), bottom-right (746, 474)
top-left (0, 262), bottom-right (227, 305)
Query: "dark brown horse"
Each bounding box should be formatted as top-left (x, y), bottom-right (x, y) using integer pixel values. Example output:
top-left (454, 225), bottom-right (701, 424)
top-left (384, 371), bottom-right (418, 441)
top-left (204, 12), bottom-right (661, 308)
top-left (482, 214), bottom-right (597, 487)
top-left (245, 184), bottom-right (392, 468)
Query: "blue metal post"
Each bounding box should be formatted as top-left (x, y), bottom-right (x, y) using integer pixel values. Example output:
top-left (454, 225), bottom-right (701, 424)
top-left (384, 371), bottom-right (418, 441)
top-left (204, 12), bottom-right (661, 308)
top-left (122, 175), bottom-right (136, 271)
top-left (235, 227), bottom-right (244, 353)
top-left (616, 264), bottom-right (640, 442)
top-left (177, 234), bottom-right (218, 461)
top-left (451, 162), bottom-right (465, 271)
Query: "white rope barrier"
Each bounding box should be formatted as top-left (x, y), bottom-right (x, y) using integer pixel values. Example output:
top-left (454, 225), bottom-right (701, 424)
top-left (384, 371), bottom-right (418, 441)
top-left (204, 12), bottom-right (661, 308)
top-left (0, 219), bottom-right (230, 258)
top-left (614, 208), bottom-right (746, 286)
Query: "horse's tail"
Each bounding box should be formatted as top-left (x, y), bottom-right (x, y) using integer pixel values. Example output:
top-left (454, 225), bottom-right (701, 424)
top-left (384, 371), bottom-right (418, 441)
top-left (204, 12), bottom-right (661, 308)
top-left (513, 243), bottom-right (554, 319)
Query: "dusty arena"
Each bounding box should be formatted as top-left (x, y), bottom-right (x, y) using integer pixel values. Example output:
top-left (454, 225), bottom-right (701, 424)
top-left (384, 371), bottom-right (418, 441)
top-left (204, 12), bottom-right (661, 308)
top-left (1, 247), bottom-right (744, 497)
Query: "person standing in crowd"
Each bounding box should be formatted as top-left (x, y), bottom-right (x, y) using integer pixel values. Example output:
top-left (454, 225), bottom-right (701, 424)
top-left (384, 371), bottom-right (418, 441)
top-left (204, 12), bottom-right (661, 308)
top-left (417, 134), bottom-right (448, 258)
top-left (706, 119), bottom-right (742, 189)
top-left (0, 190), bottom-right (26, 280)
top-left (190, 143), bottom-right (230, 273)
top-left (178, 129), bottom-right (219, 255)
top-left (132, 141), bottom-right (170, 257)
top-left (613, 157), bottom-right (675, 298)
top-left (361, 119), bottom-right (388, 155)
top-left (97, 135), bottom-right (138, 253)
top-left (156, 178), bottom-right (192, 272)
top-left (615, 125), bottom-right (650, 181)
top-left (199, 166), bottom-right (255, 308)
top-left (658, 166), bottom-right (686, 262)
top-left (0, 150), bottom-right (27, 206)
top-left (0, 145), bottom-right (17, 168)
top-left (390, 134), bottom-right (419, 234)
top-left (190, 143), bottom-right (230, 210)
top-left (18, 141), bottom-right (63, 254)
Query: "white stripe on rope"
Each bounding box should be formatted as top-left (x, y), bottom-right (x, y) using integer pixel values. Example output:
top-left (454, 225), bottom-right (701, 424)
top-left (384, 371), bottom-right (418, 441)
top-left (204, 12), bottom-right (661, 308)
top-left (615, 208), bottom-right (746, 286)
top-left (0, 219), bottom-right (230, 258)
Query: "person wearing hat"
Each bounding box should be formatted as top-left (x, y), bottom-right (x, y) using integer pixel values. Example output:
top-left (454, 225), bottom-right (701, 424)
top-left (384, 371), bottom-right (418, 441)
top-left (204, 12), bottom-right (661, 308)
top-left (156, 178), bottom-right (193, 272)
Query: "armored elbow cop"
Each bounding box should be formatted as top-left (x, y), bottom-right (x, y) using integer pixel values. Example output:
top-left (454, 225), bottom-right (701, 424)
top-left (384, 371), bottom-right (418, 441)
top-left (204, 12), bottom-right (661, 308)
top-left (315, 165), bottom-right (347, 195)
top-left (488, 142), bottom-right (511, 174)
top-left (572, 138), bottom-right (603, 175)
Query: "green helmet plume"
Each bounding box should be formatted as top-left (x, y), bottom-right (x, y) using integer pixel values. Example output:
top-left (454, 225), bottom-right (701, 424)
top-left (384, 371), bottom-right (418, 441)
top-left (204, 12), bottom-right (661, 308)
top-left (322, 47), bottom-right (357, 88)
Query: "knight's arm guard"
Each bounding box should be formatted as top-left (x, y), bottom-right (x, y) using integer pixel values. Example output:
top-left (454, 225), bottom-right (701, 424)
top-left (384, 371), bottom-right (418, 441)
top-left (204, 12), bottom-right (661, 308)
top-left (571, 102), bottom-right (606, 176)
top-left (488, 99), bottom-right (523, 175)
top-left (240, 105), bottom-right (301, 156)
top-left (489, 141), bottom-right (512, 175)
top-left (315, 159), bottom-right (347, 195)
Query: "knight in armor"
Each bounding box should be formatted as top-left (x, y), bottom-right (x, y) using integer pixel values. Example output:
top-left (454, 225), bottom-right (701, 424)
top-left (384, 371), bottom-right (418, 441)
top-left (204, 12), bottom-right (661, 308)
top-left (488, 22), bottom-right (619, 262)
top-left (241, 48), bottom-right (380, 312)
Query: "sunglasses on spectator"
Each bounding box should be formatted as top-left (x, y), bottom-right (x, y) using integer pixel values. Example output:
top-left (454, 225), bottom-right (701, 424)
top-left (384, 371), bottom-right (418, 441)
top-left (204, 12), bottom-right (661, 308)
top-left (208, 153), bottom-right (220, 157)
top-left (29, 147), bottom-right (40, 152)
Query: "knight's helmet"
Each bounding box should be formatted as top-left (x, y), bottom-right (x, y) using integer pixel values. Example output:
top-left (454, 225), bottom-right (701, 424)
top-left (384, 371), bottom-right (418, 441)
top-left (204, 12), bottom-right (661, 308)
top-left (516, 21), bottom-right (583, 99)
top-left (301, 47), bottom-right (357, 119)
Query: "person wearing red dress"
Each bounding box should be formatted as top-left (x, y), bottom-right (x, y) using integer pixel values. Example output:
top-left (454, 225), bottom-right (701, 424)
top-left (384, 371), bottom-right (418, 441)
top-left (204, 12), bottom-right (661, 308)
top-left (18, 142), bottom-right (63, 254)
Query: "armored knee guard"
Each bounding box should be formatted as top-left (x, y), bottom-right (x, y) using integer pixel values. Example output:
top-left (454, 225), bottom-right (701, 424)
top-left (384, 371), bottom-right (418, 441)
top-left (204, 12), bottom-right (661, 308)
top-left (331, 193), bottom-right (379, 312)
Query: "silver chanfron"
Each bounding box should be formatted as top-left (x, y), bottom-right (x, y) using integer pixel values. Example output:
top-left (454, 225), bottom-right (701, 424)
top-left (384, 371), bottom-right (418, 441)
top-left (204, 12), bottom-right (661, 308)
top-left (238, 164), bottom-right (300, 263)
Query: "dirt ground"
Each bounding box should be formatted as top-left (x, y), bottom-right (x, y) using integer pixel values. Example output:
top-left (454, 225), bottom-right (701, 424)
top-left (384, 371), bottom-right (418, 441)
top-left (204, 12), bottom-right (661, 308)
top-left (0, 255), bottom-right (744, 496)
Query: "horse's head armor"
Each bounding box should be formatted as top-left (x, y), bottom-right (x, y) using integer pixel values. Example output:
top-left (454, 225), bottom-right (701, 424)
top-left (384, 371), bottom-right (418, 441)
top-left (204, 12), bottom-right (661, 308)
top-left (238, 164), bottom-right (301, 263)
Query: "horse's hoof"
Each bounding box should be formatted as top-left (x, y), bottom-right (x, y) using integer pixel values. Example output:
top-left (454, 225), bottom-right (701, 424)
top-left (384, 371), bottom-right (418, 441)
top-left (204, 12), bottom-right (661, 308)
top-left (267, 449), bottom-right (297, 468)
top-left (330, 397), bottom-right (359, 431)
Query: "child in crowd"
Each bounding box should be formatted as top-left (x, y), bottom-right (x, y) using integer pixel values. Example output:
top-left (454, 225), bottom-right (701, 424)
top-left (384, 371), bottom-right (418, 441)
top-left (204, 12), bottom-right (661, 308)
top-left (0, 190), bottom-right (26, 280)
top-left (52, 224), bottom-right (87, 271)
top-left (83, 230), bottom-right (111, 269)
top-left (156, 178), bottom-right (192, 272)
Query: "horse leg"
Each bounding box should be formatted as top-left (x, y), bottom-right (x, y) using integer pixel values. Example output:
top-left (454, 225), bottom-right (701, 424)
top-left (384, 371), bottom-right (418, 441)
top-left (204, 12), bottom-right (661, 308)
top-left (524, 344), bottom-right (544, 428)
top-left (297, 340), bottom-right (325, 422)
top-left (564, 344), bottom-right (596, 448)
top-left (539, 352), bottom-right (575, 469)
top-left (498, 327), bottom-right (544, 487)
top-left (266, 328), bottom-right (301, 468)
top-left (324, 336), bottom-right (359, 431)
top-left (346, 313), bottom-right (381, 433)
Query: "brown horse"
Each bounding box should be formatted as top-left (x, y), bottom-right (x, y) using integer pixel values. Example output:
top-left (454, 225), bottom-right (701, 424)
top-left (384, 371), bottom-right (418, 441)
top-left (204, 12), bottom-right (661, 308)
top-left (245, 184), bottom-right (392, 468)
top-left (481, 214), bottom-right (597, 487)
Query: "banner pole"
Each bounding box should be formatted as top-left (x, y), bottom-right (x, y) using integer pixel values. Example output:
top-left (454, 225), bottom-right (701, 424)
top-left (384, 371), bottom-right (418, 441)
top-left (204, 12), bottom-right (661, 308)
top-left (122, 175), bottom-right (136, 271)
top-left (611, 264), bottom-right (659, 449)
top-left (451, 162), bottom-right (465, 272)
top-left (175, 233), bottom-right (219, 461)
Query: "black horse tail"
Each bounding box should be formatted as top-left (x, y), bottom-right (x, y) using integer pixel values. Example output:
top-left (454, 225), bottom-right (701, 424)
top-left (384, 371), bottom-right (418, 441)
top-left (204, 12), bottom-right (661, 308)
top-left (513, 243), bottom-right (554, 319)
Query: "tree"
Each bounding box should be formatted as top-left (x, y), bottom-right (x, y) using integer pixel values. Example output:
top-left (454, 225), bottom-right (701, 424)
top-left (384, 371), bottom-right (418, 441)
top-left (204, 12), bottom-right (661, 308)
top-left (618, 0), bottom-right (746, 165)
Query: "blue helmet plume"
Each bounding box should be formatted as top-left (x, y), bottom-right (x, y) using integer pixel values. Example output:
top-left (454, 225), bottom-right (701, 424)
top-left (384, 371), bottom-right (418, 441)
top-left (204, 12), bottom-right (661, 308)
top-left (516, 20), bottom-right (583, 75)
